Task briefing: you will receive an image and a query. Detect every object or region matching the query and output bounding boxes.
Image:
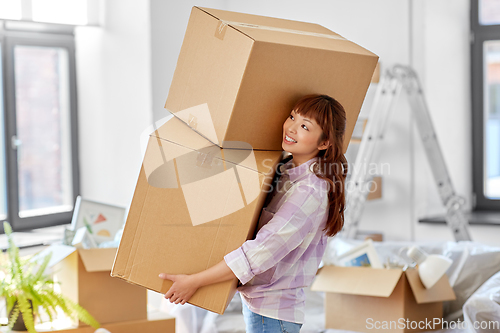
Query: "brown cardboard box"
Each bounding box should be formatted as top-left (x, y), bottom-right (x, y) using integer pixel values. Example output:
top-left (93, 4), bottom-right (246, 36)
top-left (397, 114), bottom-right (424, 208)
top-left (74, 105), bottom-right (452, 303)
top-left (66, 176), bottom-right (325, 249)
top-left (367, 175), bottom-right (382, 200)
top-left (311, 266), bottom-right (456, 333)
top-left (41, 245), bottom-right (147, 326)
top-left (112, 117), bottom-right (282, 314)
top-left (165, 6), bottom-right (378, 152)
top-left (113, 5), bottom-right (379, 315)
top-left (36, 315), bottom-right (175, 333)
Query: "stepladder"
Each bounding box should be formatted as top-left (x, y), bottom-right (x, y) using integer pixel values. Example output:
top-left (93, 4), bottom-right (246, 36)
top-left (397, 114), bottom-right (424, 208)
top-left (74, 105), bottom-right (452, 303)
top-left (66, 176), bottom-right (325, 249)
top-left (341, 65), bottom-right (472, 242)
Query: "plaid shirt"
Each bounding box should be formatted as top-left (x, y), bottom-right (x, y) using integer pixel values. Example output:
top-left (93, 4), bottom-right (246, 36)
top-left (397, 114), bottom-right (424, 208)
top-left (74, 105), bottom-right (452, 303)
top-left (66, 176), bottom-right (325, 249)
top-left (224, 156), bottom-right (329, 324)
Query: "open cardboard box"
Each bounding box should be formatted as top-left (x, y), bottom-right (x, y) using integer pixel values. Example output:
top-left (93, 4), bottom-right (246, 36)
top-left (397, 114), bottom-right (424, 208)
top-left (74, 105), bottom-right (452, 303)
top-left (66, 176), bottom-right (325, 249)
top-left (38, 245), bottom-right (147, 326)
top-left (311, 266), bottom-right (456, 333)
top-left (112, 116), bottom-right (282, 314)
top-left (165, 6), bottom-right (378, 152)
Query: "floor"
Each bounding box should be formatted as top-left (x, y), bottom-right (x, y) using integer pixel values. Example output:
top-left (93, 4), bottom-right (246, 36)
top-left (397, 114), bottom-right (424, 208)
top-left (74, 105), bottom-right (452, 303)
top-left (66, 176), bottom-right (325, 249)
top-left (0, 225), bottom-right (474, 333)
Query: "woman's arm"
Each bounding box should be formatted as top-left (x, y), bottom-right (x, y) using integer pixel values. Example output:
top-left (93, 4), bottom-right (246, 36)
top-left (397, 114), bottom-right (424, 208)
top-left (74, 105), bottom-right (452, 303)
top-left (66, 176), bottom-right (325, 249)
top-left (159, 259), bottom-right (236, 305)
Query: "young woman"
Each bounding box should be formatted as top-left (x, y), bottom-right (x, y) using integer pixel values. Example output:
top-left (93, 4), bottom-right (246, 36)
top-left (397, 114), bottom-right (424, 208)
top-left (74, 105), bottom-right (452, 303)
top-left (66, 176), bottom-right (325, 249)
top-left (159, 94), bottom-right (348, 333)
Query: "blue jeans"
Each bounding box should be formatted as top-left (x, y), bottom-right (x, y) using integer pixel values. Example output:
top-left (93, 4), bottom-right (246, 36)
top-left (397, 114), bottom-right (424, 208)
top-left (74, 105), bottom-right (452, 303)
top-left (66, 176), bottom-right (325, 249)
top-left (242, 301), bottom-right (302, 333)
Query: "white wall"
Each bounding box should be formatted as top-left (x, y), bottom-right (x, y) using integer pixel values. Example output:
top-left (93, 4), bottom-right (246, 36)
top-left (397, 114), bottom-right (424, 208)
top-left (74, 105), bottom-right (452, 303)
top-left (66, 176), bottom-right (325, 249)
top-left (74, 0), bottom-right (152, 208)
top-left (219, 0), bottom-right (500, 246)
top-left (150, 0), bottom-right (227, 122)
top-left (75, 0), bottom-right (499, 246)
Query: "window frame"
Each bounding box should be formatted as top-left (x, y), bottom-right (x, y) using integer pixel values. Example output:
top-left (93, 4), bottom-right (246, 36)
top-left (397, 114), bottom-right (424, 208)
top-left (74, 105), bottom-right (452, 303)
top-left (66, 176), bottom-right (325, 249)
top-left (1, 21), bottom-right (80, 232)
top-left (471, 0), bottom-right (500, 210)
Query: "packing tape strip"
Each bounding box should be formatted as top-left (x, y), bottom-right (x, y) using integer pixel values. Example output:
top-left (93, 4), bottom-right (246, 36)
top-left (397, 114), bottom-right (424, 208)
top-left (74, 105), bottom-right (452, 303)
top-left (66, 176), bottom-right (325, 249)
top-left (220, 20), bottom-right (347, 41)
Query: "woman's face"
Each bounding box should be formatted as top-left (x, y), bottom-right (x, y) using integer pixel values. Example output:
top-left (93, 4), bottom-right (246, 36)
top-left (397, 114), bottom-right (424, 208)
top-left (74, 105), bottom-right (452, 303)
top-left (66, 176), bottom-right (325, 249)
top-left (282, 110), bottom-right (329, 165)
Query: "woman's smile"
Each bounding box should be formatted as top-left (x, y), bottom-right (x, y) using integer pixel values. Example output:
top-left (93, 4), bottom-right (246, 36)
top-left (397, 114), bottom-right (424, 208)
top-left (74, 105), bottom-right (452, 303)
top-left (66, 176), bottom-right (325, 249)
top-left (283, 134), bottom-right (297, 144)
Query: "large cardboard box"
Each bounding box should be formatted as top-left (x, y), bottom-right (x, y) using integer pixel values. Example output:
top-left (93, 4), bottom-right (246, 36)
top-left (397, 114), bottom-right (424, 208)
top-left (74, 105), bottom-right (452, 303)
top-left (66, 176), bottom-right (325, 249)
top-left (36, 315), bottom-right (175, 333)
top-left (112, 117), bottom-right (282, 314)
top-left (113, 5), bottom-right (379, 315)
top-left (41, 245), bottom-right (147, 326)
top-left (311, 266), bottom-right (456, 333)
top-left (165, 6), bottom-right (378, 152)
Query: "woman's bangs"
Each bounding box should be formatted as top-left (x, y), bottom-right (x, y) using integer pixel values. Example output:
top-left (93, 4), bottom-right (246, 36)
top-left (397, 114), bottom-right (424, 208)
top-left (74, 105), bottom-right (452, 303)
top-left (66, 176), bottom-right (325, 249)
top-left (293, 99), bottom-right (329, 130)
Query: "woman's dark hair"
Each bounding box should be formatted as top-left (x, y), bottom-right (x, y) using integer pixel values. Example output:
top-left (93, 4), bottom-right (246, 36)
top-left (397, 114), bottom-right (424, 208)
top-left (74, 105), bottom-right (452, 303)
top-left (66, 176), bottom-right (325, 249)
top-left (292, 94), bottom-right (348, 237)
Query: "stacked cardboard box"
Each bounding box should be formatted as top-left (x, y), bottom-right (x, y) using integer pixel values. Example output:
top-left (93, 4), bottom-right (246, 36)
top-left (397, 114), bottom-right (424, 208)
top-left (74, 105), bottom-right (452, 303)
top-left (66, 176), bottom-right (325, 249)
top-left (112, 6), bottom-right (378, 314)
top-left (38, 245), bottom-right (174, 332)
top-left (311, 266), bottom-right (456, 333)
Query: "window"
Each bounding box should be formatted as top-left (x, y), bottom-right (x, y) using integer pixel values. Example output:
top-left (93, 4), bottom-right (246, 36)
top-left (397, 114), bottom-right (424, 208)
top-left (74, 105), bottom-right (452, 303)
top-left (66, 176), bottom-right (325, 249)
top-left (0, 42), bottom-right (8, 221)
top-left (0, 0), bottom-right (96, 26)
top-left (471, 0), bottom-right (500, 209)
top-left (0, 1), bottom-right (98, 232)
top-left (1, 22), bottom-right (80, 231)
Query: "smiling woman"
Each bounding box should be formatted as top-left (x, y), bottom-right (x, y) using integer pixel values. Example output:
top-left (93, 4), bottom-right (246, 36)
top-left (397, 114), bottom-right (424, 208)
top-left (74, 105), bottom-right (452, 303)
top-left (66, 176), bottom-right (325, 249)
top-left (159, 94), bottom-right (349, 333)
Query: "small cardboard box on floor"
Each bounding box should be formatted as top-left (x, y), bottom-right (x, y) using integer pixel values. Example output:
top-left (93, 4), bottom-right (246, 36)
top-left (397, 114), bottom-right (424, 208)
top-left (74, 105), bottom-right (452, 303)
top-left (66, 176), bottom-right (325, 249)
top-left (311, 266), bottom-right (456, 333)
top-left (112, 6), bottom-right (378, 315)
top-left (39, 245), bottom-right (147, 325)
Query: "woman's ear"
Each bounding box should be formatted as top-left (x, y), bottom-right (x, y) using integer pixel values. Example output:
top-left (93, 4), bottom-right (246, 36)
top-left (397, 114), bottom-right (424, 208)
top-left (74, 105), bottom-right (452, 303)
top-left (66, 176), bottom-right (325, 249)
top-left (318, 140), bottom-right (330, 151)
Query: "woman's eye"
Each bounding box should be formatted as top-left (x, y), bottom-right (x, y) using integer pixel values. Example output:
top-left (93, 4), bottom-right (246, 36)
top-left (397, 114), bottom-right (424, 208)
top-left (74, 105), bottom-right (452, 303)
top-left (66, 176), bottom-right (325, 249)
top-left (289, 115), bottom-right (294, 120)
top-left (301, 124), bottom-right (309, 131)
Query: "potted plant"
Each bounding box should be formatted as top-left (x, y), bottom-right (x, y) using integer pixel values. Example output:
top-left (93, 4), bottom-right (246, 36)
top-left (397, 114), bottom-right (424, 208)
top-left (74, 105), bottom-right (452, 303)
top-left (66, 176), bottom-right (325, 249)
top-left (0, 222), bottom-right (100, 332)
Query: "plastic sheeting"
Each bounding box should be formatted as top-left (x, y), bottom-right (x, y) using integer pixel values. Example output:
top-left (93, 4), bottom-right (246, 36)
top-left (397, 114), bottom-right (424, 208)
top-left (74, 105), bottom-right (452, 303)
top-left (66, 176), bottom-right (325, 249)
top-left (158, 239), bottom-right (500, 333)
top-left (324, 238), bottom-right (500, 321)
top-left (463, 271), bottom-right (500, 333)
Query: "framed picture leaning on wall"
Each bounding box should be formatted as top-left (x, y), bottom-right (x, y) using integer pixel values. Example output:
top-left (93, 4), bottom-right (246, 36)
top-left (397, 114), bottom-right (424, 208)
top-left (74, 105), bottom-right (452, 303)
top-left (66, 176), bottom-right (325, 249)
top-left (70, 196), bottom-right (126, 245)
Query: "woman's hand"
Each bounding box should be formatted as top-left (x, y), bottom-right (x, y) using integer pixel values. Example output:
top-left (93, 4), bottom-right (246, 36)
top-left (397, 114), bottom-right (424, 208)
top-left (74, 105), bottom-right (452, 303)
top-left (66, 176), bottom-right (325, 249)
top-left (159, 260), bottom-right (236, 305)
top-left (159, 273), bottom-right (200, 305)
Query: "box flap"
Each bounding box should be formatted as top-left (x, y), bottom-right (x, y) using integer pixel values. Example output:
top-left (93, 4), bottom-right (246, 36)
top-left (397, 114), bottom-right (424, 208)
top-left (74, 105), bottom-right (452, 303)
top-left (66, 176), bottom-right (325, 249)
top-left (405, 268), bottom-right (456, 304)
top-left (151, 111), bottom-right (214, 151)
top-left (33, 244), bottom-right (76, 268)
top-left (310, 266), bottom-right (403, 297)
top-left (197, 7), bottom-right (375, 56)
top-left (198, 6), bottom-right (331, 36)
top-left (78, 248), bottom-right (117, 272)
top-left (150, 116), bottom-right (269, 174)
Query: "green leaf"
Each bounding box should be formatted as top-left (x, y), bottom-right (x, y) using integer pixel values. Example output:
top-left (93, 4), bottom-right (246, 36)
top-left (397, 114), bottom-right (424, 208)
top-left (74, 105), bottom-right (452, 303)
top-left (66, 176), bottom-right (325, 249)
top-left (32, 252), bottom-right (52, 284)
top-left (63, 296), bottom-right (100, 329)
top-left (17, 295), bottom-right (36, 333)
top-left (1, 221), bottom-right (100, 331)
top-left (27, 285), bottom-right (43, 315)
top-left (83, 217), bottom-right (93, 234)
top-left (45, 290), bottom-right (100, 329)
top-left (7, 303), bottom-right (20, 331)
